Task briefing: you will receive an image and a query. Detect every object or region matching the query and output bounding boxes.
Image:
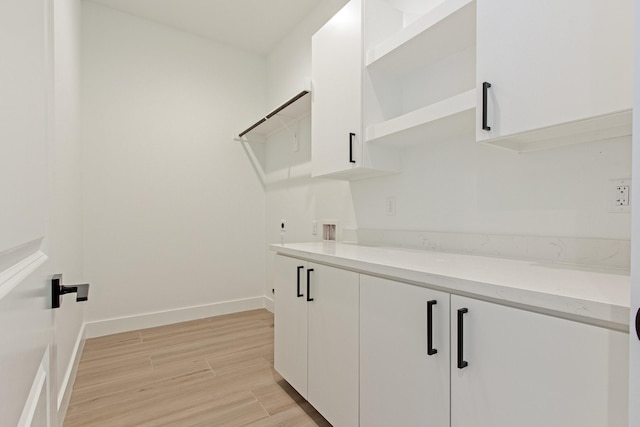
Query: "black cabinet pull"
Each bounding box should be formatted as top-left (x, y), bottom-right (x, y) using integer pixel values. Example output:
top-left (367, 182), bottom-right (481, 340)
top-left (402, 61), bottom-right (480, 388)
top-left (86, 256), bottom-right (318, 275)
top-left (349, 133), bottom-right (356, 163)
top-left (306, 269), bottom-right (314, 302)
top-left (482, 82), bottom-right (491, 131)
top-left (427, 300), bottom-right (437, 356)
top-left (457, 308), bottom-right (468, 369)
top-left (296, 266), bottom-right (304, 297)
top-left (635, 308), bottom-right (640, 341)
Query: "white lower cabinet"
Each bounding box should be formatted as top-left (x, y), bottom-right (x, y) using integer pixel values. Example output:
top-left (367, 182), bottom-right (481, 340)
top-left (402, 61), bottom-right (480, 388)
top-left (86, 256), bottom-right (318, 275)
top-left (451, 295), bottom-right (629, 427)
top-left (274, 255), bottom-right (309, 398)
top-left (274, 255), bottom-right (359, 427)
top-left (359, 276), bottom-right (629, 427)
top-left (360, 275), bottom-right (450, 427)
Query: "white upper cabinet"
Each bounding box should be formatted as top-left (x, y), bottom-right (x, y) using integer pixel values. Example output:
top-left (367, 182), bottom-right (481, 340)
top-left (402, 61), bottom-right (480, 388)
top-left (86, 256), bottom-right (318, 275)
top-left (476, 0), bottom-right (633, 151)
top-left (363, 0), bottom-right (476, 146)
top-left (311, 0), bottom-right (399, 180)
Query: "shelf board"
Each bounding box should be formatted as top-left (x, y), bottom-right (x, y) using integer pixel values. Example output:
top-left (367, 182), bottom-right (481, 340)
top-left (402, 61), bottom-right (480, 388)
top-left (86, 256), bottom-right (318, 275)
top-left (366, 0), bottom-right (475, 74)
top-left (366, 89), bottom-right (475, 146)
top-left (483, 110), bottom-right (633, 152)
top-left (238, 90), bottom-right (310, 139)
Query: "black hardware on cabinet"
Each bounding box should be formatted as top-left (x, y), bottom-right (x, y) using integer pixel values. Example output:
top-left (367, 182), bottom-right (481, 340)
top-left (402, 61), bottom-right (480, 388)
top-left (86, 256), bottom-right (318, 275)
top-left (427, 300), bottom-right (438, 356)
top-left (349, 133), bottom-right (356, 164)
top-left (457, 308), bottom-right (469, 369)
top-left (635, 308), bottom-right (640, 341)
top-left (52, 274), bottom-right (89, 309)
top-left (296, 266), bottom-right (304, 297)
top-left (482, 82), bottom-right (491, 131)
top-left (306, 268), bottom-right (314, 302)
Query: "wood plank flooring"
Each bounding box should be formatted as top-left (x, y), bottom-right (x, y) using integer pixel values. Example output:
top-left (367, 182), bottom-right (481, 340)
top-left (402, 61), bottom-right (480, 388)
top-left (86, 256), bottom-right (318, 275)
top-left (65, 309), bottom-right (331, 426)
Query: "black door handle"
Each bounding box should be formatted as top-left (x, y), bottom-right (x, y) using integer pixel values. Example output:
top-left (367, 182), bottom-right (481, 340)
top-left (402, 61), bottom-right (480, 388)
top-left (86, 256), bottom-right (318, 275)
top-left (306, 269), bottom-right (314, 301)
top-left (457, 308), bottom-right (468, 369)
top-left (296, 266), bottom-right (304, 297)
top-left (349, 133), bottom-right (356, 163)
top-left (482, 82), bottom-right (491, 131)
top-left (427, 300), bottom-right (437, 356)
top-left (52, 274), bottom-right (90, 309)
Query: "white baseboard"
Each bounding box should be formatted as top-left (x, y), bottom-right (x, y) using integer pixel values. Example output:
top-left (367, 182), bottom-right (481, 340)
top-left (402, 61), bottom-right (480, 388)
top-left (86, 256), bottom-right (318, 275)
top-left (85, 296), bottom-right (268, 338)
top-left (264, 295), bottom-right (274, 313)
top-left (57, 323), bottom-right (85, 423)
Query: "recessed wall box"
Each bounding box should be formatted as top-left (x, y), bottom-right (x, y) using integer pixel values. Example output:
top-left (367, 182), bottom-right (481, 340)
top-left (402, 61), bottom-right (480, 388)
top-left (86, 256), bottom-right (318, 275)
top-left (323, 224), bottom-right (336, 241)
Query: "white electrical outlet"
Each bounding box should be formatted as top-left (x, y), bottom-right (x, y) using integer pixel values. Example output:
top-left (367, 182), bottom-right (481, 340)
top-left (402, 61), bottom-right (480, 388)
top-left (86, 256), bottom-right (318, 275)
top-left (280, 219), bottom-right (287, 232)
top-left (385, 197), bottom-right (396, 216)
top-left (610, 179), bottom-right (631, 213)
top-left (311, 221), bottom-right (318, 235)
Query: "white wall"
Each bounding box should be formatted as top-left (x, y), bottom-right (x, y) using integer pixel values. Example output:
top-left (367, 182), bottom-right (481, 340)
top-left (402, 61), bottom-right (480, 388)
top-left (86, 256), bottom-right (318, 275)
top-left (50, 0), bottom-right (85, 421)
top-left (81, 3), bottom-right (267, 324)
top-left (266, 0), bottom-right (350, 109)
top-left (352, 133), bottom-right (632, 239)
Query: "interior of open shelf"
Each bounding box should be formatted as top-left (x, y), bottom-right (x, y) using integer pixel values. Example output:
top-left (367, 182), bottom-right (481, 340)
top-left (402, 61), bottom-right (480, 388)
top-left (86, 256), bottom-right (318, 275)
top-left (365, 0), bottom-right (475, 74)
top-left (237, 90), bottom-right (310, 140)
top-left (362, 0), bottom-right (476, 147)
top-left (366, 89), bottom-right (475, 145)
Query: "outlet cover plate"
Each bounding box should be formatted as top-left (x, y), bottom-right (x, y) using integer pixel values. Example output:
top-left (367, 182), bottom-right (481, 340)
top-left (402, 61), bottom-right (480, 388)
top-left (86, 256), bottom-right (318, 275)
top-left (610, 179), bottom-right (631, 213)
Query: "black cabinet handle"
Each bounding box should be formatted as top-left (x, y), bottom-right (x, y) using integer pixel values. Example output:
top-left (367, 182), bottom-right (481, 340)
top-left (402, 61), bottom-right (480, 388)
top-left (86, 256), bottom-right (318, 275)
top-left (427, 300), bottom-right (437, 356)
top-left (635, 308), bottom-right (640, 341)
top-left (306, 269), bottom-right (314, 302)
top-left (296, 266), bottom-right (304, 297)
top-left (349, 133), bottom-right (356, 163)
top-left (457, 308), bottom-right (468, 369)
top-left (482, 82), bottom-right (491, 131)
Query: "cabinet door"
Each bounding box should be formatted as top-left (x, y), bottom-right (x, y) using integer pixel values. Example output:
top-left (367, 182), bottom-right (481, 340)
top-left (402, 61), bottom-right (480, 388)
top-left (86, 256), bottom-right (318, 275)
top-left (360, 275), bottom-right (450, 427)
top-left (307, 263), bottom-right (359, 427)
top-left (451, 295), bottom-right (629, 427)
top-left (311, 0), bottom-right (362, 177)
top-left (273, 255), bottom-right (308, 398)
top-left (476, 0), bottom-right (632, 141)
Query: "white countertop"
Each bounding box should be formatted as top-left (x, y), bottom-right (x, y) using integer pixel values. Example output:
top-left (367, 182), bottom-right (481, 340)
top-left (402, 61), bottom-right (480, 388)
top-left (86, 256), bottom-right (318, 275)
top-left (270, 242), bottom-right (630, 329)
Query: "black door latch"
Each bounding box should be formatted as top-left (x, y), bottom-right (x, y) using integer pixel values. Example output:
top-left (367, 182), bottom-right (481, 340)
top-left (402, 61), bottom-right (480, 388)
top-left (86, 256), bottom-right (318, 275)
top-left (52, 274), bottom-right (89, 309)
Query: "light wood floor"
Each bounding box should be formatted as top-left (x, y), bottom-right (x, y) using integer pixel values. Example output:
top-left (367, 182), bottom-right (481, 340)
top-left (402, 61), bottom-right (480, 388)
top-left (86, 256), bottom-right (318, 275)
top-left (64, 309), bottom-right (331, 426)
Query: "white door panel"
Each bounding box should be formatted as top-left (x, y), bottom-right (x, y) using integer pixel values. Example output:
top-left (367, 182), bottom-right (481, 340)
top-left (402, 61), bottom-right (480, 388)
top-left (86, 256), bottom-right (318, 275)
top-left (0, 0), bottom-right (56, 425)
top-left (630, 1), bottom-right (640, 423)
top-left (273, 256), bottom-right (308, 398)
top-left (451, 295), bottom-right (628, 427)
top-left (307, 263), bottom-right (359, 427)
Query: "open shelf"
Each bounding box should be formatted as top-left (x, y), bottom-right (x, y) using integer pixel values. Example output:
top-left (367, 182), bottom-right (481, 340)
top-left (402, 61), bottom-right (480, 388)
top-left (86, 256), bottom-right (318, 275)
top-left (366, 89), bottom-right (475, 146)
top-left (238, 90), bottom-right (310, 140)
top-left (366, 0), bottom-right (475, 74)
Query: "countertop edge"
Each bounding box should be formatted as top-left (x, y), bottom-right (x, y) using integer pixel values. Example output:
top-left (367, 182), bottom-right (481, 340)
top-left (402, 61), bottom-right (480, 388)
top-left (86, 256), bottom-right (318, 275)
top-left (270, 244), bottom-right (630, 331)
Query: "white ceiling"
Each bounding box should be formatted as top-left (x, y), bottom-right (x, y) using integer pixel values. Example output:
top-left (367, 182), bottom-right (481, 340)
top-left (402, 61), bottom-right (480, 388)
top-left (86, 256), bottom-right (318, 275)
top-left (88, 0), bottom-right (325, 56)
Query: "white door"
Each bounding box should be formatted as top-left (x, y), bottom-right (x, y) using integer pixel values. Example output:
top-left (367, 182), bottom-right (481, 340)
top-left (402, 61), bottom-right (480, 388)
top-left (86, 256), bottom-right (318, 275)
top-left (360, 275), bottom-right (450, 427)
top-left (311, 0), bottom-right (363, 177)
top-left (273, 255), bottom-right (308, 399)
top-left (307, 263), bottom-right (359, 427)
top-left (450, 295), bottom-right (628, 427)
top-left (0, 0), bottom-right (57, 425)
top-left (476, 0), bottom-right (632, 141)
top-left (630, 1), bottom-right (640, 423)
